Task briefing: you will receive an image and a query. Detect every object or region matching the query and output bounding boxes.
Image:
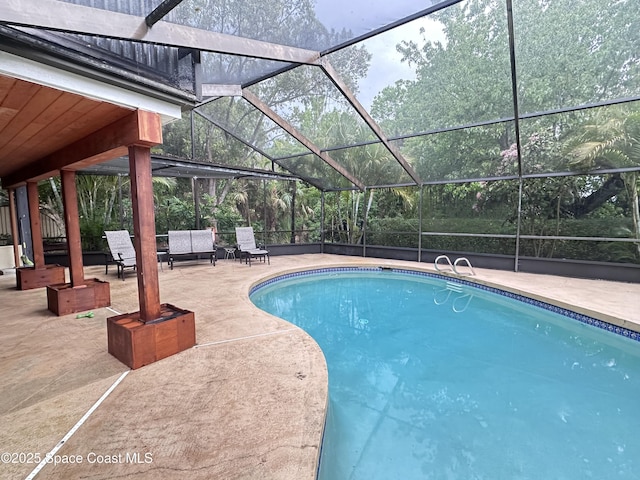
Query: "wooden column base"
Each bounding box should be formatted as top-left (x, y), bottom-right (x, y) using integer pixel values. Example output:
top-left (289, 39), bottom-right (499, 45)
top-left (107, 304), bottom-right (196, 369)
top-left (17, 265), bottom-right (66, 290)
top-left (46, 279), bottom-right (111, 316)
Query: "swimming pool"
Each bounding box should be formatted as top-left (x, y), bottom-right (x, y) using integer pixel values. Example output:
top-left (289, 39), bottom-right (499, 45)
top-left (250, 267), bottom-right (640, 480)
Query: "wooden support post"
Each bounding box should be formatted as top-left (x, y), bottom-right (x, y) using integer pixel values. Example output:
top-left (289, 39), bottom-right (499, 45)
top-left (27, 181), bottom-right (44, 267)
top-left (129, 145), bottom-right (161, 322)
top-left (60, 170), bottom-right (85, 286)
top-left (46, 170), bottom-right (110, 315)
top-left (107, 113), bottom-right (195, 369)
top-left (8, 188), bottom-right (20, 268)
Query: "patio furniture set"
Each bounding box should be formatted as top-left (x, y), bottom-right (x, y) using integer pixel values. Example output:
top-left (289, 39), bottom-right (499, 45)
top-left (105, 227), bottom-right (269, 280)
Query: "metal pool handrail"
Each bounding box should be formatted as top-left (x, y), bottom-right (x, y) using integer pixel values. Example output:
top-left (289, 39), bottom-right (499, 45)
top-left (434, 254), bottom-right (476, 276)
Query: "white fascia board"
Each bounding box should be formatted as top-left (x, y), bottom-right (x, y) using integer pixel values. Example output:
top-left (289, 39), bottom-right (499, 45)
top-left (201, 84), bottom-right (243, 98)
top-left (0, 50), bottom-right (182, 124)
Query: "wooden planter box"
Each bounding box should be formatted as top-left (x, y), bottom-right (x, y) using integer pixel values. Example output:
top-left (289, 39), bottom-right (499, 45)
top-left (17, 264), bottom-right (66, 290)
top-left (107, 304), bottom-right (196, 369)
top-left (46, 278), bottom-right (110, 316)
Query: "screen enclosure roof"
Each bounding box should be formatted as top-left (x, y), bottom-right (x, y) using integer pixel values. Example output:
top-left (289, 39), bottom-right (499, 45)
top-left (1, 0), bottom-right (639, 191)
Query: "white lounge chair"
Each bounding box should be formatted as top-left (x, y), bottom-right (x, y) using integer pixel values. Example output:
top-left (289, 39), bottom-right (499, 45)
top-left (104, 230), bottom-right (137, 281)
top-left (235, 227), bottom-right (270, 266)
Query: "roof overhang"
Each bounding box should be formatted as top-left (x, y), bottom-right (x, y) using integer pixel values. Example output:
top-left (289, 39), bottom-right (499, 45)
top-left (0, 48), bottom-right (187, 187)
top-left (0, 50), bottom-right (183, 124)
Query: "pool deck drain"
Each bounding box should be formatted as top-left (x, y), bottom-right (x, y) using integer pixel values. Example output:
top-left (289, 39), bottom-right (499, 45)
top-left (0, 254), bottom-right (638, 479)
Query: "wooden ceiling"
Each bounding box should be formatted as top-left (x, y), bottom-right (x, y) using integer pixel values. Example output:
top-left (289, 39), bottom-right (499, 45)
top-left (0, 74), bottom-right (133, 184)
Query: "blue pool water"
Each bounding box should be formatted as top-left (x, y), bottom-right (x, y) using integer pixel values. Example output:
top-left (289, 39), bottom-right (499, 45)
top-left (250, 268), bottom-right (640, 480)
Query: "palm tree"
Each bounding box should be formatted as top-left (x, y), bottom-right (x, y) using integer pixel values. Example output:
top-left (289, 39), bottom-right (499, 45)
top-left (40, 175), bottom-right (179, 250)
top-left (568, 109), bottom-right (640, 257)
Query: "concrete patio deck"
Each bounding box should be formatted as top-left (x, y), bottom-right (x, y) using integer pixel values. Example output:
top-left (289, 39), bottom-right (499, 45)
top-left (1, 254), bottom-right (638, 479)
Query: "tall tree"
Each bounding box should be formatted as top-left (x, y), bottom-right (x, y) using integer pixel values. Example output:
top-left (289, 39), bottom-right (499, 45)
top-left (372, 0), bottom-right (640, 179)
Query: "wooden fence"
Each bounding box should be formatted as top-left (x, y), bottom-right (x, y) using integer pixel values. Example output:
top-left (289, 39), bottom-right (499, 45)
top-left (0, 205), bottom-right (65, 240)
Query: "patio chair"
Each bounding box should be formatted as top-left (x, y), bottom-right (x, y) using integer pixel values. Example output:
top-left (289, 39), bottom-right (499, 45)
top-left (235, 227), bottom-right (270, 266)
top-left (104, 230), bottom-right (137, 281)
top-left (189, 230), bottom-right (217, 265)
top-left (168, 230), bottom-right (191, 269)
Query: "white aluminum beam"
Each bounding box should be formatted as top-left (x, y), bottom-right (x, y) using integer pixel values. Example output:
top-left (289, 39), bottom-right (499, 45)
top-left (201, 84), bottom-right (243, 98)
top-left (0, 0), bottom-right (320, 64)
top-left (317, 57), bottom-right (422, 185)
top-left (242, 89), bottom-right (365, 191)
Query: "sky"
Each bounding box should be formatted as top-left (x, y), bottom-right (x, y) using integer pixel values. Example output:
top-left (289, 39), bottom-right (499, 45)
top-left (312, 0), bottom-right (448, 108)
top-left (356, 15), bottom-right (446, 109)
top-left (313, 0), bottom-right (443, 36)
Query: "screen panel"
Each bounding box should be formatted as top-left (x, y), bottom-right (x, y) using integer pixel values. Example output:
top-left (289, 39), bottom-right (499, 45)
top-left (395, 122), bottom-right (517, 182)
top-left (513, 0), bottom-right (640, 115)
